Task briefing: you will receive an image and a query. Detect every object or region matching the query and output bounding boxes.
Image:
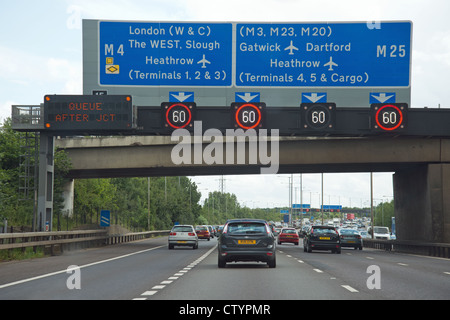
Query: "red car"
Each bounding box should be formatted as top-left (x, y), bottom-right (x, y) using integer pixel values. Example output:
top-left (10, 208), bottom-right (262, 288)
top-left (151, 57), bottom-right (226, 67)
top-left (195, 225), bottom-right (211, 240)
top-left (277, 228), bottom-right (300, 245)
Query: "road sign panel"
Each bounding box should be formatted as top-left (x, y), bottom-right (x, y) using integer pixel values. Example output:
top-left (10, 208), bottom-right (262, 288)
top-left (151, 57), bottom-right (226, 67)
top-left (235, 22), bottom-right (411, 88)
top-left (235, 92), bottom-right (260, 103)
top-left (99, 21), bottom-right (232, 87)
top-left (302, 93), bottom-right (327, 103)
top-left (170, 92), bottom-right (194, 102)
top-left (162, 102), bottom-right (196, 130)
top-left (100, 210), bottom-right (110, 227)
top-left (301, 103), bottom-right (336, 131)
top-left (84, 20), bottom-right (412, 108)
top-left (371, 103), bottom-right (407, 131)
top-left (231, 103), bottom-right (265, 130)
top-left (44, 95), bottom-right (133, 132)
top-left (370, 93), bottom-right (396, 104)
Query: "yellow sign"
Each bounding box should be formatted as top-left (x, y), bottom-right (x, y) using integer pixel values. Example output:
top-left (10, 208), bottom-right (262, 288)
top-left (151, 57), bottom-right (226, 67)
top-left (106, 65), bottom-right (119, 74)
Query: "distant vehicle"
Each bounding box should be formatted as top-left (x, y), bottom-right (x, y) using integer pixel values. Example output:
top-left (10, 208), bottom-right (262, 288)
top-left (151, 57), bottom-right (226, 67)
top-left (370, 226), bottom-right (391, 240)
top-left (273, 227), bottom-right (281, 236)
top-left (195, 225), bottom-right (211, 240)
top-left (218, 218), bottom-right (276, 268)
top-left (339, 229), bottom-right (363, 250)
top-left (303, 225), bottom-right (341, 254)
top-left (359, 230), bottom-right (370, 239)
top-left (168, 225), bottom-right (198, 249)
top-left (207, 225), bottom-right (215, 238)
top-left (216, 225), bottom-right (224, 237)
top-left (277, 228), bottom-right (300, 245)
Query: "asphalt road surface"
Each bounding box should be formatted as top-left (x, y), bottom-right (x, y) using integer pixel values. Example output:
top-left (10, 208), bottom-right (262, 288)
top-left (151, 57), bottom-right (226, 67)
top-left (0, 236), bottom-right (449, 301)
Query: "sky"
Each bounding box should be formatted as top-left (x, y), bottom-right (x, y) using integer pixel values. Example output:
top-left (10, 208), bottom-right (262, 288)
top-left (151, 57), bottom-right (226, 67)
top-left (1, 0), bottom-right (449, 210)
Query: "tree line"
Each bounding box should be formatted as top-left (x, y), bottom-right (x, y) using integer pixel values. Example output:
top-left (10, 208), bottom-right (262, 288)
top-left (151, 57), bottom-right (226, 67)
top-left (0, 118), bottom-right (281, 232)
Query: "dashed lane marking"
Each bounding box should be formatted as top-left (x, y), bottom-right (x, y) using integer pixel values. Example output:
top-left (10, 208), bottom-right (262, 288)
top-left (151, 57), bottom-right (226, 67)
top-left (135, 246), bottom-right (216, 300)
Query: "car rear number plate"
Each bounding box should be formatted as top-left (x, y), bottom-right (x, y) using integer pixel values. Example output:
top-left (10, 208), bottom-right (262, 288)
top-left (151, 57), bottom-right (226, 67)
top-left (319, 237), bottom-right (331, 240)
top-left (177, 241), bottom-right (187, 243)
top-left (238, 240), bottom-right (256, 244)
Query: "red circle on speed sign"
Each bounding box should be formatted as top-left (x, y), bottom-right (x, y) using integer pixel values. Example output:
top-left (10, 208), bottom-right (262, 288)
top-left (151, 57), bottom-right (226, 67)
top-left (375, 104), bottom-right (404, 131)
top-left (165, 103), bottom-right (192, 129)
top-left (235, 104), bottom-right (262, 130)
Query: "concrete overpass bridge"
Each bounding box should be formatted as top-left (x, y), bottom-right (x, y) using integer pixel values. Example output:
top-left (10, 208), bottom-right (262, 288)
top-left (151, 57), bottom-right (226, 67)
top-left (56, 135), bottom-right (450, 244)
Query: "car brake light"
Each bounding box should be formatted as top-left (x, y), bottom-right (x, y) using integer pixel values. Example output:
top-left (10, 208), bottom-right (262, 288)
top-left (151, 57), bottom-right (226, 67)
top-left (188, 232), bottom-right (195, 236)
top-left (170, 232), bottom-right (176, 236)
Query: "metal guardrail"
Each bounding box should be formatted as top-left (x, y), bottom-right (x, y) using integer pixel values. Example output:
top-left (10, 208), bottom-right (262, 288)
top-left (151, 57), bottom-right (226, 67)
top-left (363, 239), bottom-right (450, 259)
top-left (0, 230), bottom-right (170, 256)
top-left (1, 231), bottom-right (448, 259)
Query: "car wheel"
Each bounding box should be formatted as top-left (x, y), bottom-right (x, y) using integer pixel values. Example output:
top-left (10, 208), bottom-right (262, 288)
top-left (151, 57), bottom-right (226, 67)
top-left (267, 256), bottom-right (276, 268)
top-left (168, 244), bottom-right (174, 249)
top-left (218, 255), bottom-right (226, 268)
top-left (336, 249), bottom-right (341, 254)
top-left (307, 244), bottom-right (312, 253)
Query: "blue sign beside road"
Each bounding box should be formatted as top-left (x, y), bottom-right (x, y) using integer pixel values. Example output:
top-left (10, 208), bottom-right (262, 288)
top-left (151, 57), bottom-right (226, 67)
top-left (235, 22), bottom-right (411, 87)
top-left (100, 210), bottom-right (110, 227)
top-left (99, 21), bottom-right (233, 86)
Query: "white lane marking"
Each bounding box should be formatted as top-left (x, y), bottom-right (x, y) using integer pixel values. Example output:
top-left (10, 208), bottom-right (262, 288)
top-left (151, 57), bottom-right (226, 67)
top-left (313, 269), bottom-right (323, 273)
top-left (397, 263), bottom-right (409, 266)
top-left (152, 285), bottom-right (165, 290)
top-left (342, 285), bottom-right (359, 293)
top-left (0, 245), bottom-right (165, 289)
top-left (138, 245), bottom-right (216, 299)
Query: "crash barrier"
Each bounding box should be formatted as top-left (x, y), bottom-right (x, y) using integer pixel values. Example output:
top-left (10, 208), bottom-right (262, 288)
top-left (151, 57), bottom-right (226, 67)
top-left (0, 229), bottom-right (170, 256)
top-left (363, 239), bottom-right (450, 259)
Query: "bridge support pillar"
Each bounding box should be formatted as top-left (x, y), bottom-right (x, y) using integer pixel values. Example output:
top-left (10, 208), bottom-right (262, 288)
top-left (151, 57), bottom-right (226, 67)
top-left (394, 164), bottom-right (450, 243)
top-left (37, 133), bottom-right (55, 232)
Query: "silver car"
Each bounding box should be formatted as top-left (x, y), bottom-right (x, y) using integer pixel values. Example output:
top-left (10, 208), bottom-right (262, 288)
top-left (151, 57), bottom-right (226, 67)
top-left (168, 225), bottom-right (198, 249)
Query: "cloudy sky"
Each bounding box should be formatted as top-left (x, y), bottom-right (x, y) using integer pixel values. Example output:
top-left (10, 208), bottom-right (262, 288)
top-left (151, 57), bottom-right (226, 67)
top-left (1, 0), bottom-right (449, 209)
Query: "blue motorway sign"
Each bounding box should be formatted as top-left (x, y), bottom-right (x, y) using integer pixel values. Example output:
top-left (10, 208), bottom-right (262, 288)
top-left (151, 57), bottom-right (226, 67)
top-left (99, 21), bottom-right (233, 86)
top-left (235, 22), bottom-right (411, 87)
top-left (100, 210), bottom-right (110, 227)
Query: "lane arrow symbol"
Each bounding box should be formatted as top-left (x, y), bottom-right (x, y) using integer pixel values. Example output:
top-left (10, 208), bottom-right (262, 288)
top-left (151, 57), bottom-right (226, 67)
top-left (371, 93), bottom-right (395, 103)
top-left (303, 93), bottom-right (326, 103)
top-left (171, 92), bottom-right (193, 102)
top-left (236, 93), bottom-right (259, 102)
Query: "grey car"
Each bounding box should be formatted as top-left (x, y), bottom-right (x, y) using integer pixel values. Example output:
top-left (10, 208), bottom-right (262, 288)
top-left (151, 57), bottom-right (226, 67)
top-left (218, 219), bottom-right (276, 268)
top-left (168, 224), bottom-right (198, 249)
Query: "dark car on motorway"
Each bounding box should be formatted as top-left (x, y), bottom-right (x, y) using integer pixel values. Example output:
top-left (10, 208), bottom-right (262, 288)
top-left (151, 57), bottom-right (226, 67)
top-left (303, 225), bottom-right (341, 254)
top-left (339, 228), bottom-right (363, 250)
top-left (218, 219), bottom-right (276, 268)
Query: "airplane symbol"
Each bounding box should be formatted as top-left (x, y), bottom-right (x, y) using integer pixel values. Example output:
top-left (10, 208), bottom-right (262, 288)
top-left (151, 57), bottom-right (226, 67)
top-left (197, 55), bottom-right (211, 68)
top-left (284, 41), bottom-right (299, 55)
top-left (324, 56), bottom-right (338, 71)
